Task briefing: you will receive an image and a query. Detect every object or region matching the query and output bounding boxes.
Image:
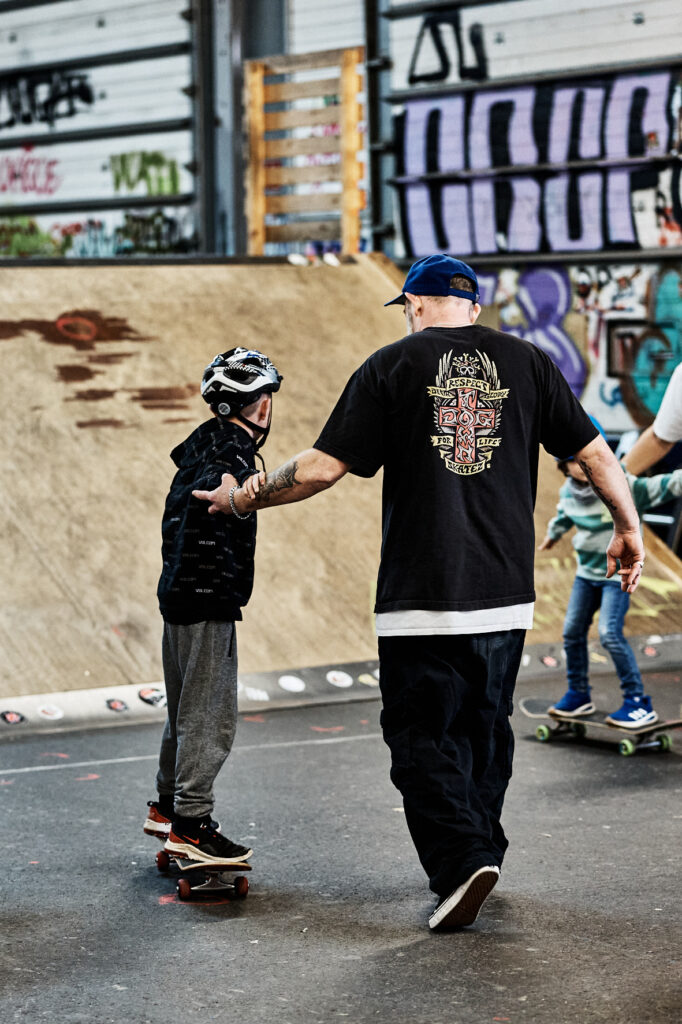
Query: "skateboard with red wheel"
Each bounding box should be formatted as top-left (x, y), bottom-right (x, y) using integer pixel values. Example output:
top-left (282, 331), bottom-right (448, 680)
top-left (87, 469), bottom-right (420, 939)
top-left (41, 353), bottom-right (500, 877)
top-left (519, 696), bottom-right (682, 756)
top-left (155, 847), bottom-right (251, 901)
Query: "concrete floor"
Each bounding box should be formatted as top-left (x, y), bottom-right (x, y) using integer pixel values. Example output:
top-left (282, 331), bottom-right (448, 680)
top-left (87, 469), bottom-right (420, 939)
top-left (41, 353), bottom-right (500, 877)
top-left (1, 669), bottom-right (680, 1024)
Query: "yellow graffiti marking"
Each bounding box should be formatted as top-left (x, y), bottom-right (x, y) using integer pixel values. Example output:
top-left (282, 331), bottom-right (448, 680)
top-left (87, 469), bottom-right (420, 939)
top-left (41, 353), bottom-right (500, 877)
top-left (635, 577), bottom-right (680, 598)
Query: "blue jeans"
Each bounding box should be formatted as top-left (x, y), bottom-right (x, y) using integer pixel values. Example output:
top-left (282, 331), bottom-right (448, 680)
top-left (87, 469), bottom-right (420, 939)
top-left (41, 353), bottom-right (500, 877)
top-left (563, 576), bottom-right (643, 699)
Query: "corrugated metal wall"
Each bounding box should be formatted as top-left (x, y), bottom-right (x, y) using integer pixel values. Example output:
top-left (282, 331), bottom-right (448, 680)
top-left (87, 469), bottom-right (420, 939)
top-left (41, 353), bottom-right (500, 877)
top-left (287, 0), bottom-right (364, 53)
top-left (0, 0), bottom-right (196, 257)
top-left (383, 0), bottom-right (682, 434)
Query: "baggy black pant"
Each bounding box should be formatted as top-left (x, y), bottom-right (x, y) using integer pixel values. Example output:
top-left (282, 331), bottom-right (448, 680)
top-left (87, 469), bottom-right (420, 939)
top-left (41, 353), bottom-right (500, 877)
top-left (378, 630), bottom-right (525, 898)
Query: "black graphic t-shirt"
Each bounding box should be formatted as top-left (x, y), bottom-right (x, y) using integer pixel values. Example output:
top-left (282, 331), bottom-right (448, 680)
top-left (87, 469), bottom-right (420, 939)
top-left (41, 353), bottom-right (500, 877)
top-left (314, 325), bottom-right (597, 614)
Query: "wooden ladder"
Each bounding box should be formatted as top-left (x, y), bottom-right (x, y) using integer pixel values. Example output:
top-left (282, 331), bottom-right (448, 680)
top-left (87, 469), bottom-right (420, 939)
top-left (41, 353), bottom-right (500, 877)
top-left (244, 46), bottom-right (365, 256)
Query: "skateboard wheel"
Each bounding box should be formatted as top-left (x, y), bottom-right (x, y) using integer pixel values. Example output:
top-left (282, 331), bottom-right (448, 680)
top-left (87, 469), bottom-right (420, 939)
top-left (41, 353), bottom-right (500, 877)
top-left (535, 724), bottom-right (552, 743)
top-left (177, 878), bottom-right (193, 901)
top-left (619, 738), bottom-right (636, 757)
top-left (233, 876), bottom-right (249, 899)
top-left (156, 850), bottom-right (171, 872)
top-left (658, 733), bottom-right (671, 752)
top-left (572, 723), bottom-right (587, 739)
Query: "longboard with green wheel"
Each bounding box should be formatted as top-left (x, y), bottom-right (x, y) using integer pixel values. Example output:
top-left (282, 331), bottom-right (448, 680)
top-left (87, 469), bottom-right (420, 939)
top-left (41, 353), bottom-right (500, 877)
top-left (518, 697), bottom-right (682, 757)
top-left (155, 846), bottom-right (252, 901)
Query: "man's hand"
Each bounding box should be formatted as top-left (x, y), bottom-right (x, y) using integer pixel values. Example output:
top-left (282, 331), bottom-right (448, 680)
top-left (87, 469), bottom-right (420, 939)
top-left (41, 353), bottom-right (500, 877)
top-left (242, 471), bottom-right (266, 500)
top-left (538, 535), bottom-right (556, 551)
top-left (606, 529), bottom-right (645, 593)
top-left (193, 472), bottom-right (239, 515)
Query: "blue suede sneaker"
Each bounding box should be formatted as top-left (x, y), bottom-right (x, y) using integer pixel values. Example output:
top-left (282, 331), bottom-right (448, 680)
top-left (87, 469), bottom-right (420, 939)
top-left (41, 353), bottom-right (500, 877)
top-left (605, 695), bottom-right (658, 729)
top-left (549, 689), bottom-right (595, 718)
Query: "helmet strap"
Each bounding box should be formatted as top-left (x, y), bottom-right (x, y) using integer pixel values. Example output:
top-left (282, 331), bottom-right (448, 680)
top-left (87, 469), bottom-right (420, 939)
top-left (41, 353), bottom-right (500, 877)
top-left (235, 408), bottom-right (272, 451)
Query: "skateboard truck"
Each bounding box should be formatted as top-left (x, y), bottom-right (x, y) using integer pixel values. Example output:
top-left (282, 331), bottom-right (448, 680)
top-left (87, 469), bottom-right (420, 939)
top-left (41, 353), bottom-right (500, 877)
top-left (155, 848), bottom-right (251, 901)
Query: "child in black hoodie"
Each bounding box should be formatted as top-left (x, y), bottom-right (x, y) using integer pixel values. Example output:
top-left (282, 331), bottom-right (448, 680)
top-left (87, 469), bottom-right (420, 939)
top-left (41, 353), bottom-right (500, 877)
top-left (143, 348), bottom-right (281, 865)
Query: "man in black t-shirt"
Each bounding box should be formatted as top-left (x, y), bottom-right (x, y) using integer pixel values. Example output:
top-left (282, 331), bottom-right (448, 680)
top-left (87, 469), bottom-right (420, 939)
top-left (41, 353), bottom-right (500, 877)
top-left (194, 254), bottom-right (644, 930)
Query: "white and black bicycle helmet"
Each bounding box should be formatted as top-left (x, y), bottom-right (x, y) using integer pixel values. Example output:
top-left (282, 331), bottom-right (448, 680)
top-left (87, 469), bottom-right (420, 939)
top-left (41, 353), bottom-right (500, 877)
top-left (201, 347), bottom-right (282, 447)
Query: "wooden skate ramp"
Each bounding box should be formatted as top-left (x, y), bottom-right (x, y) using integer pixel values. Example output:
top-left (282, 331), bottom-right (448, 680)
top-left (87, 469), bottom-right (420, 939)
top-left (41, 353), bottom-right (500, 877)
top-left (0, 255), bottom-right (680, 700)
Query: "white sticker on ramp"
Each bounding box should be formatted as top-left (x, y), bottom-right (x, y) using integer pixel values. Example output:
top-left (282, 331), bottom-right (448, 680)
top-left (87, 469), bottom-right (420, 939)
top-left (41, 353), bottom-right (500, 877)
top-left (278, 675), bottom-right (306, 693)
top-left (326, 670), bottom-right (353, 689)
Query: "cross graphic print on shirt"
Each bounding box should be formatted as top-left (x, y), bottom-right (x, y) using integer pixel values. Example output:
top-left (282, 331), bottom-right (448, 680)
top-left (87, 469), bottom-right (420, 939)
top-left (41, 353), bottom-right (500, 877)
top-left (427, 350), bottom-right (509, 475)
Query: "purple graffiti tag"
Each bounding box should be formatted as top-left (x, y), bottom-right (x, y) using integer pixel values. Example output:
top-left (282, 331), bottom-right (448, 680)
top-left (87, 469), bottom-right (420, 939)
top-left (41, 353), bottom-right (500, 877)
top-left (395, 67), bottom-right (674, 258)
top-left (545, 172), bottom-right (603, 251)
top-left (503, 267), bottom-right (587, 396)
top-left (549, 86), bottom-right (605, 162)
top-left (403, 184), bottom-right (440, 255)
top-left (476, 273), bottom-right (498, 307)
top-left (442, 183), bottom-right (473, 253)
top-left (468, 88), bottom-right (537, 169)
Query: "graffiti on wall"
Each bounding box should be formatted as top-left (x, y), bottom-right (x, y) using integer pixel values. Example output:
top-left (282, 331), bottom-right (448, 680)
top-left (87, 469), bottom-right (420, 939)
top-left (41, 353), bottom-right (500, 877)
top-left (109, 152), bottom-right (181, 196)
top-left (0, 210), bottom-right (198, 258)
top-left (0, 69), bottom-right (94, 131)
top-left (408, 9), bottom-right (488, 86)
top-left (0, 146), bottom-right (61, 196)
top-left (393, 67), bottom-right (682, 258)
top-left (477, 262), bottom-right (682, 432)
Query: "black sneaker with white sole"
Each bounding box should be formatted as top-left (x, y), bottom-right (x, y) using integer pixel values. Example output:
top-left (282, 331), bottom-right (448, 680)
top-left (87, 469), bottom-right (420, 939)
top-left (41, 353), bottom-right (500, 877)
top-left (165, 816), bottom-right (252, 864)
top-left (143, 800), bottom-right (222, 840)
top-left (429, 866), bottom-right (500, 930)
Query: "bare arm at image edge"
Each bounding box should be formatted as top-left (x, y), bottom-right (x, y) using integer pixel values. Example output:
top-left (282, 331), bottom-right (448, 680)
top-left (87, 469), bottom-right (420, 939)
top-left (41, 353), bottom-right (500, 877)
top-left (624, 363), bottom-right (682, 474)
top-left (192, 448), bottom-right (350, 512)
top-left (622, 424), bottom-right (674, 475)
top-left (574, 434), bottom-right (644, 593)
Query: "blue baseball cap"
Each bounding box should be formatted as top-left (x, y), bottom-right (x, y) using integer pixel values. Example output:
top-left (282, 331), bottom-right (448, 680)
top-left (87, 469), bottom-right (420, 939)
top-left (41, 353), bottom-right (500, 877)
top-left (384, 254), bottom-right (479, 306)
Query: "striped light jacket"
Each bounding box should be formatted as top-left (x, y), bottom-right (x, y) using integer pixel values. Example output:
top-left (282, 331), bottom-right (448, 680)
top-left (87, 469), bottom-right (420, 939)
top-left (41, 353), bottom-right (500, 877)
top-left (546, 467), bottom-right (682, 581)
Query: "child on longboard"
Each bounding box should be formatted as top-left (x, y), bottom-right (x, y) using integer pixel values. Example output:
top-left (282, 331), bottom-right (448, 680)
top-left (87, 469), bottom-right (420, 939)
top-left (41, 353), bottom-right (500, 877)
top-left (539, 420), bottom-right (682, 729)
top-left (144, 348), bottom-right (282, 863)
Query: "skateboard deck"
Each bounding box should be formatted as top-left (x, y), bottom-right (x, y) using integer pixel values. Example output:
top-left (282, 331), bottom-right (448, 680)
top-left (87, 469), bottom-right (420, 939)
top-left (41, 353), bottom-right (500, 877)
top-left (518, 697), bottom-right (682, 756)
top-left (155, 846), bottom-right (252, 901)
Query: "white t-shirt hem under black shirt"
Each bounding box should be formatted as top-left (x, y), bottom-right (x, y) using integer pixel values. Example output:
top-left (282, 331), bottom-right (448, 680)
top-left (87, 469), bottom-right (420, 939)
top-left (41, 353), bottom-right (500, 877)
top-left (375, 603), bottom-right (534, 636)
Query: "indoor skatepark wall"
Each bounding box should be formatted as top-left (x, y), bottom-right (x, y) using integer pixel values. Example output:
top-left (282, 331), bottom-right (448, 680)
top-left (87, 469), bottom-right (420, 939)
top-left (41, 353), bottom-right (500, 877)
top-left (1, 254), bottom-right (681, 701)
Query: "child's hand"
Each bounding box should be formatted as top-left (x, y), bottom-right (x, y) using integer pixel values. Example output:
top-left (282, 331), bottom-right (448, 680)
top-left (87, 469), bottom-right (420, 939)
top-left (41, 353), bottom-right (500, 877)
top-left (242, 471), bottom-right (266, 500)
top-left (538, 535), bottom-right (556, 551)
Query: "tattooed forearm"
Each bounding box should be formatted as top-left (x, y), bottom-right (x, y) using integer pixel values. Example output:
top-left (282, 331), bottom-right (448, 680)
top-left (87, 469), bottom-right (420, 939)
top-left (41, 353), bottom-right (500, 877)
top-left (254, 460), bottom-right (300, 504)
top-left (578, 459), bottom-right (618, 514)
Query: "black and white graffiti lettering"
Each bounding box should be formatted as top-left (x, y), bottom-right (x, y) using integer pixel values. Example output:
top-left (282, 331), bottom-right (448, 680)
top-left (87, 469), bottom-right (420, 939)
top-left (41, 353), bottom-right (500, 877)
top-left (0, 70), bottom-right (94, 131)
top-left (394, 68), bottom-right (682, 257)
top-left (408, 10), bottom-right (488, 86)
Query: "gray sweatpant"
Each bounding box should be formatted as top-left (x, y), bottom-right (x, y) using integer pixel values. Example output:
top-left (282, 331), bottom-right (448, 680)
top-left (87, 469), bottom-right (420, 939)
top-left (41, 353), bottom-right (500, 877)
top-left (156, 620), bottom-right (238, 819)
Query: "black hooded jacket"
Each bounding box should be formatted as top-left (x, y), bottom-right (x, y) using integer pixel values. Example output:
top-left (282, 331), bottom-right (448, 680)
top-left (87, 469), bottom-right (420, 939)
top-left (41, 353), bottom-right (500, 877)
top-left (157, 418), bottom-right (258, 623)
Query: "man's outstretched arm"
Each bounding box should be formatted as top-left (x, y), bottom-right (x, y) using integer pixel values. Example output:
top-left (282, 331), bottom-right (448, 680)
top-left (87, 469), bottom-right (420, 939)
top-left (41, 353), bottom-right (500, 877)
top-left (573, 434), bottom-right (644, 593)
top-left (192, 448), bottom-right (350, 514)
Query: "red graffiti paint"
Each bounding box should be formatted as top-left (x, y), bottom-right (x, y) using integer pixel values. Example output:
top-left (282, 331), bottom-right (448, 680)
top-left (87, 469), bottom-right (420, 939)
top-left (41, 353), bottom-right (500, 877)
top-left (40, 752), bottom-right (70, 759)
top-left (0, 146), bottom-right (61, 195)
top-left (75, 773), bottom-right (100, 781)
top-left (310, 725), bottom-right (345, 733)
top-left (0, 310), bottom-right (151, 351)
top-left (56, 314), bottom-right (98, 344)
top-left (243, 715), bottom-right (266, 723)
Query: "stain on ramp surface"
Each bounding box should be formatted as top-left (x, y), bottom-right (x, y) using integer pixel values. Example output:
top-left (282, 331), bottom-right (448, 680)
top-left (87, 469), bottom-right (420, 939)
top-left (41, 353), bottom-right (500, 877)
top-left (0, 258), bottom-right (403, 698)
